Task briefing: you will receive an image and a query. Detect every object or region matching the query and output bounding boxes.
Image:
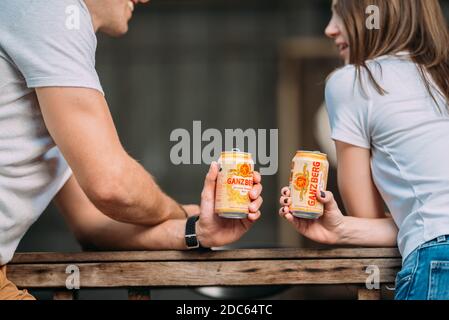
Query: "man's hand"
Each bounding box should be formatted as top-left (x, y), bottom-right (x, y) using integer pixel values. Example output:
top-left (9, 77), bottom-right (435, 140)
top-left (196, 162), bottom-right (263, 248)
top-left (279, 187), bottom-right (345, 245)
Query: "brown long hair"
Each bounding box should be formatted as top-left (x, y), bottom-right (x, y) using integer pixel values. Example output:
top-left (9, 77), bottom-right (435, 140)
top-left (334, 0), bottom-right (449, 110)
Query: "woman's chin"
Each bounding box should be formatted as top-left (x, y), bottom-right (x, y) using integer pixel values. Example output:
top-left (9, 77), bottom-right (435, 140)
top-left (339, 49), bottom-right (350, 64)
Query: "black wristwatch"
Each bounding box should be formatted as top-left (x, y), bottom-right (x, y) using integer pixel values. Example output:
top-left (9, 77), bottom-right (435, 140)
top-left (185, 215), bottom-right (207, 250)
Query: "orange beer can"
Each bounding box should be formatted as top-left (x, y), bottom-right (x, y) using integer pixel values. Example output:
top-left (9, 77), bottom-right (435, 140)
top-left (215, 149), bottom-right (254, 219)
top-left (289, 151), bottom-right (329, 219)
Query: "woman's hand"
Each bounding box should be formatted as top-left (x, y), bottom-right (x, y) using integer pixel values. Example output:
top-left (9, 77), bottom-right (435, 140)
top-left (279, 187), bottom-right (346, 245)
top-left (196, 162), bottom-right (263, 248)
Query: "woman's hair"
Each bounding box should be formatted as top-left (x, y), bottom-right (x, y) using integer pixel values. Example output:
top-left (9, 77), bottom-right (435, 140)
top-left (334, 0), bottom-right (449, 109)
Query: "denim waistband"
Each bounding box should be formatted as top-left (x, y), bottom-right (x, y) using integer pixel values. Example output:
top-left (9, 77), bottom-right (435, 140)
top-left (420, 235), bottom-right (449, 249)
top-left (402, 235), bottom-right (449, 269)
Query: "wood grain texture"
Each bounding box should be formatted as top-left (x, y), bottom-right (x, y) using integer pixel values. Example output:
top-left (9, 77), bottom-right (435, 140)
top-left (10, 248), bottom-right (401, 264)
top-left (8, 258), bottom-right (402, 288)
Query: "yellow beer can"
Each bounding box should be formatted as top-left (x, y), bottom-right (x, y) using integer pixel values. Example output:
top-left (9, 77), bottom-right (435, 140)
top-left (289, 151), bottom-right (329, 219)
top-left (215, 149), bottom-right (254, 219)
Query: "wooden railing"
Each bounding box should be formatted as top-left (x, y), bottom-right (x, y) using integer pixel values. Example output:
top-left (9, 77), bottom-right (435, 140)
top-left (9, 248), bottom-right (401, 300)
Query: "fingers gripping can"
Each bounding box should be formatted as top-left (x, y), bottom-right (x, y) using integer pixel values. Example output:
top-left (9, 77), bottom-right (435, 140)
top-left (289, 151), bottom-right (329, 219)
top-left (215, 149), bottom-right (254, 219)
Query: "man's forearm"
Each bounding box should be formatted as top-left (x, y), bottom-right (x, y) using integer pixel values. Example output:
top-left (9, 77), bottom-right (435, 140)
top-left (81, 217), bottom-right (190, 251)
top-left (93, 156), bottom-right (186, 226)
top-left (338, 216), bottom-right (398, 247)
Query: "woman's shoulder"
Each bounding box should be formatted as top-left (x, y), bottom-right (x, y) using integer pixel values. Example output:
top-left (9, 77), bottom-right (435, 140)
top-left (325, 65), bottom-right (365, 103)
top-left (326, 54), bottom-right (416, 100)
top-left (326, 65), bottom-right (358, 89)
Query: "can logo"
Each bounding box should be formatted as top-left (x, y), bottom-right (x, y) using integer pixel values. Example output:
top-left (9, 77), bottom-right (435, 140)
top-left (238, 163), bottom-right (252, 177)
top-left (225, 164), bottom-right (253, 203)
top-left (293, 164), bottom-right (309, 201)
top-left (290, 151), bottom-right (329, 219)
top-left (215, 150), bottom-right (254, 219)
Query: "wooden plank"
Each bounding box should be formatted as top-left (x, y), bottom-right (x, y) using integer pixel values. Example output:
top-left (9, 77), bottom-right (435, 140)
top-left (11, 248), bottom-right (401, 264)
top-left (357, 288), bottom-right (382, 300)
top-left (128, 287), bottom-right (151, 300)
top-left (7, 258), bottom-right (401, 288)
top-left (53, 290), bottom-right (76, 300)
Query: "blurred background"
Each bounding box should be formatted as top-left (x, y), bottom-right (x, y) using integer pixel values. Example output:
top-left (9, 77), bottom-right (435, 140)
top-left (17, 0), bottom-right (449, 300)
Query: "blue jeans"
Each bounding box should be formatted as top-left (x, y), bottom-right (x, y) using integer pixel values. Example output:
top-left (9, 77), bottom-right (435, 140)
top-left (395, 235), bottom-right (449, 300)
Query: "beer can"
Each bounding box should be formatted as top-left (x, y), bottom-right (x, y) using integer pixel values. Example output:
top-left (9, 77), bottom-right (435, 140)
top-left (215, 149), bottom-right (254, 219)
top-left (289, 151), bottom-right (329, 219)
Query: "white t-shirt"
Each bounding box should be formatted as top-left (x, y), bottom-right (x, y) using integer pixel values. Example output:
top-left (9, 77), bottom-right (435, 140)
top-left (0, 0), bottom-right (103, 265)
top-left (325, 52), bottom-right (449, 261)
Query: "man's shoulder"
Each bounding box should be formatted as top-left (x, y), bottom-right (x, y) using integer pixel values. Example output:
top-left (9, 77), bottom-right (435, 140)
top-left (1, 0), bottom-right (94, 36)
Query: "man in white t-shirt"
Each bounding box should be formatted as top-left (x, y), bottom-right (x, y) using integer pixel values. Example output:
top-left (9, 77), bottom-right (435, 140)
top-left (0, 0), bottom-right (263, 299)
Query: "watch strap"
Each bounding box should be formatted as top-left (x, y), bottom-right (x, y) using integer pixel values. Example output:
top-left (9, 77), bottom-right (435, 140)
top-left (185, 215), bottom-right (201, 249)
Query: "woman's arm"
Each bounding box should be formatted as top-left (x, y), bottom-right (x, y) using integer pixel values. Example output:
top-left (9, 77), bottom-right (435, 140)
top-left (335, 141), bottom-right (386, 219)
top-left (279, 188), bottom-right (398, 247)
top-left (338, 215), bottom-right (398, 247)
top-left (278, 140), bottom-right (397, 247)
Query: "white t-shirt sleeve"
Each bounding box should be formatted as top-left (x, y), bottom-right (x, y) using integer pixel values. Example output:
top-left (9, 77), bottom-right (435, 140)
top-left (325, 66), bottom-right (371, 149)
top-left (2, 0), bottom-right (103, 94)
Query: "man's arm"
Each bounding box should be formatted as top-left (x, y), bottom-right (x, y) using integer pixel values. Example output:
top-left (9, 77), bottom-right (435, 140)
top-left (335, 141), bottom-right (387, 219)
top-left (55, 176), bottom-right (189, 251)
top-left (37, 87), bottom-right (186, 226)
top-left (55, 163), bottom-right (263, 250)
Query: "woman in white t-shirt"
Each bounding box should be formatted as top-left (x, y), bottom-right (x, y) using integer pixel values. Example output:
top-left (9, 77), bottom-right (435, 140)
top-left (279, 0), bottom-right (449, 300)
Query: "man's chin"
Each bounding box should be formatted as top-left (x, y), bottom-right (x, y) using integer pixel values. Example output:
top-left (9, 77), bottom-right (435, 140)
top-left (99, 24), bottom-right (129, 37)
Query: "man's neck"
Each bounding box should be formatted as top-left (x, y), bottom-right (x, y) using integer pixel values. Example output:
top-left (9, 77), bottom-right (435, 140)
top-left (83, 0), bottom-right (101, 33)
